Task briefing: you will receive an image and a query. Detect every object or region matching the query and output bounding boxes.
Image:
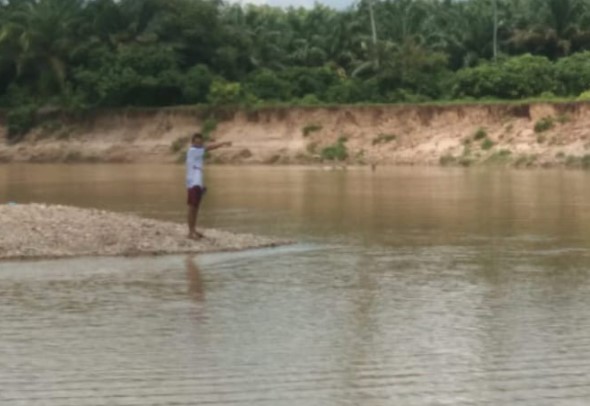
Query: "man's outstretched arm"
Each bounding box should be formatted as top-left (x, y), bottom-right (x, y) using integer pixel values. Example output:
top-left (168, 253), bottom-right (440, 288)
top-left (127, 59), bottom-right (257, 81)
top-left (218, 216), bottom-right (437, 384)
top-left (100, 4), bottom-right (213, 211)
top-left (206, 141), bottom-right (232, 151)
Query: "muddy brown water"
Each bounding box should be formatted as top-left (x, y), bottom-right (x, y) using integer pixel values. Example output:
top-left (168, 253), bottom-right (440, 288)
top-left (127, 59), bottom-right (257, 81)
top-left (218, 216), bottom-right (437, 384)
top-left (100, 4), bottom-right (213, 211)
top-left (2, 164), bottom-right (590, 405)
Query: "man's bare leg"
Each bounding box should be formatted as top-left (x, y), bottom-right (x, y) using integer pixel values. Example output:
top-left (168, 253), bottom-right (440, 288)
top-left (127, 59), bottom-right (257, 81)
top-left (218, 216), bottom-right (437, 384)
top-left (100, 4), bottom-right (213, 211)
top-left (187, 205), bottom-right (199, 239)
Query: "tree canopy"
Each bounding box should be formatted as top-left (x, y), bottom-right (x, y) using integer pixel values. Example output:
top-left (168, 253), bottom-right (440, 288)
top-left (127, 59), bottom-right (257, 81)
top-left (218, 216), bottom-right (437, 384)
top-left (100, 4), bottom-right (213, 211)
top-left (2, 0), bottom-right (590, 113)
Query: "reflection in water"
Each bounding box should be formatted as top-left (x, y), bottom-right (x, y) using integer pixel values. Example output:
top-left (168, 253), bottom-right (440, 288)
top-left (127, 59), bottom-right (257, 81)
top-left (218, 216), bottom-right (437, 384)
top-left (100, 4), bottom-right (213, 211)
top-left (2, 165), bottom-right (590, 405)
top-left (185, 255), bottom-right (205, 302)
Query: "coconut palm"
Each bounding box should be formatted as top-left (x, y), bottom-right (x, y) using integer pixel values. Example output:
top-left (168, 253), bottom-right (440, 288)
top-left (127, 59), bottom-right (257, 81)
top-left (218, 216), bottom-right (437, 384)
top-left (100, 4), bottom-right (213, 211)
top-left (508, 0), bottom-right (590, 57)
top-left (0, 0), bottom-right (84, 94)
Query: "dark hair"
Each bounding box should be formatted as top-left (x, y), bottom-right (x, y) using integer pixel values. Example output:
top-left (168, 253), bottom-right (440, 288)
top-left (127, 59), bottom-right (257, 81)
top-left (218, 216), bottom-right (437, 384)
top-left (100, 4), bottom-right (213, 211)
top-left (192, 132), bottom-right (203, 142)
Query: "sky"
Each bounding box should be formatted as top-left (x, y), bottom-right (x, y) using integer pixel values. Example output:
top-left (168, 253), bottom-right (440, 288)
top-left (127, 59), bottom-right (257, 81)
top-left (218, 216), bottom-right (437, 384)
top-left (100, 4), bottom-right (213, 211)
top-left (230, 0), bottom-right (355, 10)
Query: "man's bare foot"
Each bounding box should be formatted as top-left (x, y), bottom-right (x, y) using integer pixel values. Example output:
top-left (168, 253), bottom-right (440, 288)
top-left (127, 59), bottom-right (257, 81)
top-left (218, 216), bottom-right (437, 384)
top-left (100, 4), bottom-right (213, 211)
top-left (188, 231), bottom-right (205, 240)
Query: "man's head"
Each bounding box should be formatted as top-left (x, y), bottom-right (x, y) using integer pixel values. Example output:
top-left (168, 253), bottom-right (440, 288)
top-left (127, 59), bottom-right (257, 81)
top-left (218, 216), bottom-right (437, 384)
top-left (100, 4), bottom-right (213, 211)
top-left (192, 132), bottom-right (204, 147)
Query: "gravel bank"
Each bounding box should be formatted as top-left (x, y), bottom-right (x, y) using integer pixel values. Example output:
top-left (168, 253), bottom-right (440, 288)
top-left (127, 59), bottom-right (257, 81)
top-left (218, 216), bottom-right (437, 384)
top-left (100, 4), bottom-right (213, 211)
top-left (0, 204), bottom-right (288, 261)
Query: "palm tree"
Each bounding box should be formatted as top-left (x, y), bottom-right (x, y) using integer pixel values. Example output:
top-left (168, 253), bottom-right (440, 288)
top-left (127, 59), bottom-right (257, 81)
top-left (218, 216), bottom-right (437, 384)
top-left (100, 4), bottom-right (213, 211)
top-left (508, 0), bottom-right (590, 58)
top-left (0, 0), bottom-right (84, 94)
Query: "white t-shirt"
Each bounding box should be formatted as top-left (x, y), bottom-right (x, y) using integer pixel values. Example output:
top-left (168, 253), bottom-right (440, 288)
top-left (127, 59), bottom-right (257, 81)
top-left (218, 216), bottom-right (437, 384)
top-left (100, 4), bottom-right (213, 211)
top-left (186, 146), bottom-right (205, 188)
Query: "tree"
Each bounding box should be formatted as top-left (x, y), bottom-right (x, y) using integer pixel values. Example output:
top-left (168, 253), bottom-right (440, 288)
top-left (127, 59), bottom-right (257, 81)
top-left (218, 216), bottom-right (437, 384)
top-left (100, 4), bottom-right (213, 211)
top-left (0, 0), bottom-right (85, 97)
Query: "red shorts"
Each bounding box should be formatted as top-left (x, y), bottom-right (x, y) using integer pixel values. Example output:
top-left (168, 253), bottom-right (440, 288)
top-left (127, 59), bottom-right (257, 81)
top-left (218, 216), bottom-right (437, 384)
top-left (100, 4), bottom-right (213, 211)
top-left (187, 186), bottom-right (204, 207)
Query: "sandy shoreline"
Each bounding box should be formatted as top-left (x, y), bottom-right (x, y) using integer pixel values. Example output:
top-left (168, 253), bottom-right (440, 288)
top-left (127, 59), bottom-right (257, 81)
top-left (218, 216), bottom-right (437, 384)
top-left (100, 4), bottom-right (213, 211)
top-left (0, 204), bottom-right (288, 261)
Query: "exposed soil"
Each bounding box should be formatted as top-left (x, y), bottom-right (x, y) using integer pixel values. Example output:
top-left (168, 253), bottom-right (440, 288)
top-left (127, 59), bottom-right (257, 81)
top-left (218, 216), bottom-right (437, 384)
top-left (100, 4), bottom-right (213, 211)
top-left (1, 103), bottom-right (590, 168)
top-left (0, 204), bottom-right (288, 261)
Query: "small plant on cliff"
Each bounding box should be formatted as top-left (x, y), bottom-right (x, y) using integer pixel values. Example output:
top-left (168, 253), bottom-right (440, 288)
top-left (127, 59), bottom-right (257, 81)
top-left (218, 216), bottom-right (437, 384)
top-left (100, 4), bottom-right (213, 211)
top-left (473, 128), bottom-right (487, 140)
top-left (202, 117), bottom-right (218, 140)
top-left (485, 149), bottom-right (512, 165)
top-left (170, 136), bottom-right (190, 153)
top-left (481, 138), bottom-right (495, 150)
top-left (515, 154), bottom-right (538, 167)
top-left (372, 133), bottom-right (397, 145)
top-left (439, 154), bottom-right (456, 166)
top-left (534, 116), bottom-right (555, 133)
top-left (321, 137), bottom-right (348, 161)
top-left (302, 123), bottom-right (322, 137)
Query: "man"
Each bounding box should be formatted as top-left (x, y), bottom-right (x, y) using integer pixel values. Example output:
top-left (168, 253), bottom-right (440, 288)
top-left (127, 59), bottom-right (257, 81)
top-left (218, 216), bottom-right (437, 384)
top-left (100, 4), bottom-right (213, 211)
top-left (186, 132), bottom-right (232, 240)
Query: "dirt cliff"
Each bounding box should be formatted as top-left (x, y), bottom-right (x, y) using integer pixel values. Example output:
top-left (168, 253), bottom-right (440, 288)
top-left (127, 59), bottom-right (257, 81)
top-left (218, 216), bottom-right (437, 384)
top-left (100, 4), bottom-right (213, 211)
top-left (1, 103), bottom-right (590, 168)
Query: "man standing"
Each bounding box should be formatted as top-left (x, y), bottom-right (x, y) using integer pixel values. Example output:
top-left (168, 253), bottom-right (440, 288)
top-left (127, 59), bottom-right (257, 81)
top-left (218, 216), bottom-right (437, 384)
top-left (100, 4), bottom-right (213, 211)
top-left (186, 132), bottom-right (232, 240)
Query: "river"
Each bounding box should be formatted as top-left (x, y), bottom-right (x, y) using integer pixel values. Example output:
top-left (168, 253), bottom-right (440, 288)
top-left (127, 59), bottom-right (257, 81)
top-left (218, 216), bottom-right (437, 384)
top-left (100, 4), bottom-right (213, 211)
top-left (1, 164), bottom-right (590, 405)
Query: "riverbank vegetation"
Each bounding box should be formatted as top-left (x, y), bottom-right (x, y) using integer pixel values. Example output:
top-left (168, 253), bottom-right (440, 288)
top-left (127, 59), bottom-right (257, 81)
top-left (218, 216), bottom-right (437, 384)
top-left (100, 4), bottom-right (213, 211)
top-left (3, 0), bottom-right (590, 141)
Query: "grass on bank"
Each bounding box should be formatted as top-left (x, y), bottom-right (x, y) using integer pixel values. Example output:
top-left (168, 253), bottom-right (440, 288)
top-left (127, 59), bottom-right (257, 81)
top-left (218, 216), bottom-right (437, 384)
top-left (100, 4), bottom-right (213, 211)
top-left (3, 95), bottom-right (588, 118)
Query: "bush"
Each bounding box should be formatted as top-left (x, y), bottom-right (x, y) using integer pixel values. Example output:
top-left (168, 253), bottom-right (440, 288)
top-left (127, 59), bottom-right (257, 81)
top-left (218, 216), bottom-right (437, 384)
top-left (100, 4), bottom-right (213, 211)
top-left (302, 124), bottom-right (322, 137)
top-left (7, 105), bottom-right (37, 142)
top-left (170, 136), bottom-right (190, 153)
top-left (555, 52), bottom-right (590, 96)
top-left (473, 128), bottom-right (487, 140)
top-left (485, 149), bottom-right (512, 164)
top-left (244, 69), bottom-right (292, 101)
top-left (439, 154), bottom-right (457, 166)
top-left (280, 67), bottom-right (341, 99)
top-left (183, 65), bottom-right (214, 104)
top-left (534, 116), bottom-right (555, 133)
top-left (208, 80), bottom-right (243, 105)
top-left (202, 117), bottom-right (218, 139)
top-left (481, 138), bottom-right (495, 150)
top-left (324, 79), bottom-right (378, 104)
top-left (321, 137), bottom-right (348, 161)
top-left (453, 54), bottom-right (557, 99)
top-left (297, 94), bottom-right (322, 105)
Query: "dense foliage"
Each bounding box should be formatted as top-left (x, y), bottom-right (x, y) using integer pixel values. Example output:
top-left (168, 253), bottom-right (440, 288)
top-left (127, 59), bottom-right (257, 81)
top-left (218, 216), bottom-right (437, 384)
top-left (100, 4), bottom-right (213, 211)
top-left (3, 0), bottom-right (590, 117)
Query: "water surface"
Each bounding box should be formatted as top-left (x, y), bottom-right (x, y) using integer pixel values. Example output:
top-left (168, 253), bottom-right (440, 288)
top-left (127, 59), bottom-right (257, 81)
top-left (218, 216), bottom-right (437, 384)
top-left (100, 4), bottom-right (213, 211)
top-left (1, 164), bottom-right (590, 405)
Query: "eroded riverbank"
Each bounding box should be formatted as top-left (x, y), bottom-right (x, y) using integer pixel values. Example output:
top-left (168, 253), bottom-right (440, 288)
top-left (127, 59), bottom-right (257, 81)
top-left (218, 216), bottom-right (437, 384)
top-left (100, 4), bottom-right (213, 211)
top-left (2, 102), bottom-right (590, 168)
top-left (0, 204), bottom-right (287, 261)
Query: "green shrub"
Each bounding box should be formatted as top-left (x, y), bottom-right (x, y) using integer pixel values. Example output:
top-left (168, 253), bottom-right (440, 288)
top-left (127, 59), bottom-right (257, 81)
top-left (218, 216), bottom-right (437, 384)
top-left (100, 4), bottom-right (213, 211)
top-left (578, 90), bottom-right (590, 101)
top-left (459, 157), bottom-right (475, 167)
top-left (280, 67), bottom-right (341, 100)
top-left (473, 128), bottom-right (487, 140)
top-left (170, 136), bottom-right (190, 153)
top-left (555, 52), bottom-right (590, 96)
top-left (302, 124), bottom-right (322, 137)
top-left (372, 134), bottom-right (397, 145)
top-left (7, 105), bottom-right (37, 142)
top-left (515, 154), bottom-right (538, 167)
top-left (244, 69), bottom-right (292, 101)
top-left (298, 94), bottom-right (322, 105)
top-left (453, 54), bottom-right (557, 99)
top-left (208, 80), bottom-right (243, 105)
top-left (485, 149), bottom-right (512, 164)
top-left (321, 137), bottom-right (348, 161)
top-left (439, 154), bottom-right (456, 166)
top-left (182, 64), bottom-right (214, 104)
top-left (566, 154), bottom-right (590, 169)
top-left (202, 117), bottom-right (218, 139)
top-left (534, 116), bottom-right (555, 133)
top-left (481, 138), bottom-right (495, 150)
